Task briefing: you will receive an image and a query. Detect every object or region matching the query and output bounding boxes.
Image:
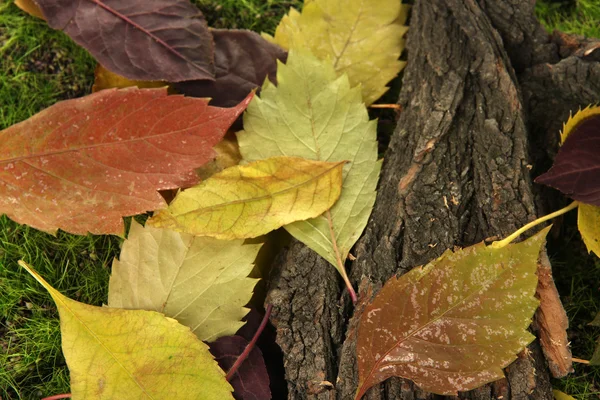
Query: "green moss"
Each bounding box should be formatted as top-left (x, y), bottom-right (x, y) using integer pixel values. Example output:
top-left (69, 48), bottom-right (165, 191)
top-left (536, 0), bottom-right (600, 38)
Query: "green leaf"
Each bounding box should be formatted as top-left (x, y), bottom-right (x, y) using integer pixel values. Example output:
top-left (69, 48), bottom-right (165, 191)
top-left (18, 261), bottom-right (233, 400)
top-left (149, 156), bottom-right (345, 240)
top-left (238, 50), bottom-right (381, 296)
top-left (578, 203), bottom-right (600, 257)
top-left (355, 228), bottom-right (550, 398)
top-left (108, 221), bottom-right (261, 342)
top-left (263, 0), bottom-right (408, 105)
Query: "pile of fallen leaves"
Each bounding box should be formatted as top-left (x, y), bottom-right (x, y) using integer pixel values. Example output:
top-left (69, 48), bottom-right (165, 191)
top-left (3, 0), bottom-right (600, 399)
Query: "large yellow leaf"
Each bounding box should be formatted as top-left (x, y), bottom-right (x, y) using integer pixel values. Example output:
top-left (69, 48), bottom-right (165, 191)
top-left (263, 0), bottom-right (408, 105)
top-left (108, 221), bottom-right (261, 342)
top-left (149, 156), bottom-right (344, 240)
top-left (578, 203), bottom-right (600, 257)
top-left (355, 228), bottom-right (550, 398)
top-left (18, 261), bottom-right (233, 400)
top-left (237, 50), bottom-right (381, 300)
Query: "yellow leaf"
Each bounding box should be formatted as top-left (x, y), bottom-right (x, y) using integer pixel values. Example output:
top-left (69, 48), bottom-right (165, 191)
top-left (109, 221), bottom-right (261, 342)
top-left (196, 133), bottom-right (243, 181)
top-left (578, 203), bottom-right (600, 257)
top-left (263, 0), bottom-right (408, 105)
top-left (92, 64), bottom-right (167, 92)
top-left (560, 105), bottom-right (600, 143)
top-left (14, 0), bottom-right (45, 19)
top-left (149, 156), bottom-right (345, 240)
top-left (553, 390), bottom-right (577, 400)
top-left (18, 261), bottom-right (233, 400)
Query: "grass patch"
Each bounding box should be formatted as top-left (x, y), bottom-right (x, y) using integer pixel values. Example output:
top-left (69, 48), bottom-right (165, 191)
top-left (537, 0), bottom-right (600, 38)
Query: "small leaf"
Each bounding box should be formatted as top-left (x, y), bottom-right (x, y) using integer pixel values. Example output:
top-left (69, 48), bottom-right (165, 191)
top-left (33, 0), bottom-right (215, 82)
top-left (238, 50), bottom-right (381, 291)
top-left (210, 335), bottom-right (271, 400)
top-left (92, 64), bottom-right (166, 92)
top-left (535, 107), bottom-right (600, 206)
top-left (175, 29), bottom-right (287, 108)
top-left (18, 261), bottom-right (234, 399)
top-left (149, 156), bottom-right (345, 240)
top-left (263, 0), bottom-right (408, 105)
top-left (14, 0), bottom-right (45, 19)
top-left (0, 88), bottom-right (252, 235)
top-left (108, 221), bottom-right (262, 342)
top-left (553, 390), bottom-right (577, 400)
top-left (578, 202), bottom-right (600, 257)
top-left (355, 228), bottom-right (550, 398)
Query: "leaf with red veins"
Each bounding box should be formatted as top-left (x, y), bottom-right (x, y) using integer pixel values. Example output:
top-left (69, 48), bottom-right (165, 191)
top-left (0, 88), bottom-right (252, 236)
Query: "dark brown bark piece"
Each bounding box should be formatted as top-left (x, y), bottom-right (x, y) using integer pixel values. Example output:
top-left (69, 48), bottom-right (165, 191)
top-left (265, 0), bottom-right (600, 399)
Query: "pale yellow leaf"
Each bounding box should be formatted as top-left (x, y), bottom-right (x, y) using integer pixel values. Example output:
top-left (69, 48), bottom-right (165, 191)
top-left (149, 156), bottom-right (345, 240)
top-left (263, 0), bottom-right (408, 105)
top-left (108, 221), bottom-right (261, 342)
top-left (18, 261), bottom-right (233, 400)
top-left (553, 390), bottom-right (577, 400)
top-left (578, 203), bottom-right (600, 257)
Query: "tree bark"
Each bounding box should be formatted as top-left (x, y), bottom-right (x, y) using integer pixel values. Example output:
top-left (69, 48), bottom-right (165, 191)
top-left (265, 0), bottom-right (600, 399)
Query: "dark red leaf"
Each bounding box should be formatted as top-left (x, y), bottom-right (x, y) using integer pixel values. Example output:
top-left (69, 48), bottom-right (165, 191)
top-left (535, 114), bottom-right (600, 206)
top-left (175, 29), bottom-right (287, 107)
top-left (210, 335), bottom-right (271, 400)
top-left (34, 0), bottom-right (215, 82)
top-left (0, 88), bottom-right (252, 235)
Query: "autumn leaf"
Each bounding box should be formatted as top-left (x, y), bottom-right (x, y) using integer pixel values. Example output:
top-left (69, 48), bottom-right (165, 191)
top-left (0, 88), bottom-right (251, 235)
top-left (92, 64), bottom-right (167, 92)
top-left (535, 106), bottom-right (600, 257)
top-left (263, 0), bottom-right (408, 105)
top-left (237, 50), bottom-right (381, 301)
top-left (31, 0), bottom-right (214, 82)
top-left (355, 228), bottom-right (550, 398)
top-left (149, 156), bottom-right (345, 240)
top-left (14, 0), bottom-right (45, 19)
top-left (553, 390), bottom-right (577, 400)
top-left (536, 107), bottom-right (600, 206)
top-left (210, 336), bottom-right (271, 400)
top-left (175, 29), bottom-right (288, 108)
top-left (18, 260), bottom-right (234, 399)
top-left (108, 221), bottom-right (262, 342)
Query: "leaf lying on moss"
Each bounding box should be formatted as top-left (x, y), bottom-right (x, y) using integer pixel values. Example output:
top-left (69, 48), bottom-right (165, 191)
top-left (355, 228), bottom-right (550, 398)
top-left (108, 221), bottom-right (261, 342)
top-left (175, 29), bottom-right (287, 108)
top-left (264, 0), bottom-right (408, 105)
top-left (0, 88), bottom-right (251, 235)
top-left (31, 0), bottom-right (215, 82)
top-left (19, 261), bottom-right (234, 400)
top-left (14, 0), bottom-right (45, 19)
top-left (149, 156), bottom-right (345, 240)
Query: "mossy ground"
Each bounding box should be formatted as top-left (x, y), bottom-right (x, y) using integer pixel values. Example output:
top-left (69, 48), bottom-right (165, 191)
top-left (0, 0), bottom-right (598, 398)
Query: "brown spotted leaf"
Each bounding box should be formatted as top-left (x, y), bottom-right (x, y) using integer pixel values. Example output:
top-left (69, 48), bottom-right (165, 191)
top-left (175, 29), bottom-right (287, 108)
top-left (33, 0), bottom-right (215, 82)
top-left (535, 106), bottom-right (600, 206)
top-left (0, 88), bottom-right (251, 235)
top-left (355, 228), bottom-right (550, 398)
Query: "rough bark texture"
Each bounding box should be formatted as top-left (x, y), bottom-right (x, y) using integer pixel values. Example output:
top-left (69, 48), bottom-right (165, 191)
top-left (265, 0), bottom-right (600, 399)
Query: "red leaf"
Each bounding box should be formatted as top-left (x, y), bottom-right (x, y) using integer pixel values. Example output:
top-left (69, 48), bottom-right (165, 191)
top-left (0, 88), bottom-right (252, 235)
top-left (210, 335), bottom-right (271, 400)
top-left (175, 29), bottom-right (287, 107)
top-left (535, 114), bottom-right (600, 206)
top-left (34, 0), bottom-right (215, 82)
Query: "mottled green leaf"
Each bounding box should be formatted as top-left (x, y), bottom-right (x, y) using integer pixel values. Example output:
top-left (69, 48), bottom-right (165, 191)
top-left (355, 228), bottom-right (550, 398)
